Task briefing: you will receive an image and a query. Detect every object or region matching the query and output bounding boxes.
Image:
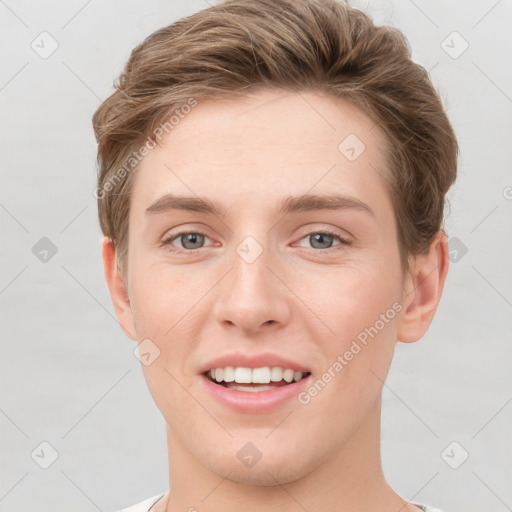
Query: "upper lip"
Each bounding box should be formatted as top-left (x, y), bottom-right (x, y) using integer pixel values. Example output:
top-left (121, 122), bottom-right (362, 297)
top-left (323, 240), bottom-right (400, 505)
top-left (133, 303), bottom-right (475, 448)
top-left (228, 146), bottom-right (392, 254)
top-left (199, 352), bottom-right (311, 375)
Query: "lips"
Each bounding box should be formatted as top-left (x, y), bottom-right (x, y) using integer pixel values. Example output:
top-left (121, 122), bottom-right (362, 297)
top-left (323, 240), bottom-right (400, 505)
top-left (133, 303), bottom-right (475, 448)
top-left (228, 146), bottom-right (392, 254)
top-left (197, 352), bottom-right (313, 412)
top-left (200, 371), bottom-right (312, 413)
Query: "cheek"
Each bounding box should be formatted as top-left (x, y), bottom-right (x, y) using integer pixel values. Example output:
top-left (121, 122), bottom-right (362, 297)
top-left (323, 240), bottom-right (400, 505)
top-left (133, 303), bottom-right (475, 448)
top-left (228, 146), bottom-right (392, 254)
top-left (292, 261), bottom-right (401, 337)
top-left (128, 261), bottom-right (209, 376)
top-left (293, 261), bottom-right (401, 402)
top-left (128, 256), bottom-right (189, 333)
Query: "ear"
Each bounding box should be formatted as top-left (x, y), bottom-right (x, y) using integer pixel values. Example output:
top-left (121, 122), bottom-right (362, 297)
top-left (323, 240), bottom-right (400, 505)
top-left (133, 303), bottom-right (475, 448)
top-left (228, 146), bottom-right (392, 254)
top-left (397, 231), bottom-right (450, 343)
top-left (101, 237), bottom-right (137, 340)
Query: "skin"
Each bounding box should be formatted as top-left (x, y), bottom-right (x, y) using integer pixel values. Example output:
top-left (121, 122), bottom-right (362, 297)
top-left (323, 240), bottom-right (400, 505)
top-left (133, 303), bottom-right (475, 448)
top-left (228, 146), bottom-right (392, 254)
top-left (103, 90), bottom-right (449, 512)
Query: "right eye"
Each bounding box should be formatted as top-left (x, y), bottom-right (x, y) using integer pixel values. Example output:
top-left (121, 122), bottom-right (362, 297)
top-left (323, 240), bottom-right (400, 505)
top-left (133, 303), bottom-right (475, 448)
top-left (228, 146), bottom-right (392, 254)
top-left (162, 231), bottom-right (213, 253)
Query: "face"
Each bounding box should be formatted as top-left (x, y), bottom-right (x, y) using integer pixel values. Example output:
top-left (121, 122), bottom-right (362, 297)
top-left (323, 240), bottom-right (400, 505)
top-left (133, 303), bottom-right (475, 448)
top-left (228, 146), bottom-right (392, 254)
top-left (121, 90), bottom-right (409, 485)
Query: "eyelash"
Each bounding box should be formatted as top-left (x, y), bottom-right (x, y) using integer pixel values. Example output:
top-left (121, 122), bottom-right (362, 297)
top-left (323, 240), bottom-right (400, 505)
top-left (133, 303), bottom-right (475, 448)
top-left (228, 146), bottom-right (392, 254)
top-left (161, 229), bottom-right (351, 255)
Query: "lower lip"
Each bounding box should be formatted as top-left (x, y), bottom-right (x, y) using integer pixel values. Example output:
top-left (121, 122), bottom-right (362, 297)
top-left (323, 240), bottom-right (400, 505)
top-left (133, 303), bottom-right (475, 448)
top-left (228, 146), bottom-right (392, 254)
top-left (200, 374), bottom-right (312, 413)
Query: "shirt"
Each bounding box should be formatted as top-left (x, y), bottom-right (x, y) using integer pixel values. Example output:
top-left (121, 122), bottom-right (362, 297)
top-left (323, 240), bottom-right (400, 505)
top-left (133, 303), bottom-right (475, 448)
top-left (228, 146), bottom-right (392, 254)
top-left (115, 492), bottom-right (445, 511)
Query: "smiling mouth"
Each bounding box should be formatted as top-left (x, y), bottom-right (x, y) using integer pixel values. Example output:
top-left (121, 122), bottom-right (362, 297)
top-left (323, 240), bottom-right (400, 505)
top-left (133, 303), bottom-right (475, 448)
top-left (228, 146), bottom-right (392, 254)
top-left (203, 366), bottom-right (311, 392)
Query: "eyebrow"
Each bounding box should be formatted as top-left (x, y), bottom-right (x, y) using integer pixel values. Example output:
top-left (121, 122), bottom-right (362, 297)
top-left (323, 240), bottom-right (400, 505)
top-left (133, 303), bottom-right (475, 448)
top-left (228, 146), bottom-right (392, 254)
top-left (145, 193), bottom-right (375, 218)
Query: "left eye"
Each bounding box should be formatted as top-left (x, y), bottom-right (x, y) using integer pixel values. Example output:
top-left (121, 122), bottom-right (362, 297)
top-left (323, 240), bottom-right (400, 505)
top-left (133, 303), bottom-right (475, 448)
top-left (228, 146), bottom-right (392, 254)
top-left (297, 232), bottom-right (348, 250)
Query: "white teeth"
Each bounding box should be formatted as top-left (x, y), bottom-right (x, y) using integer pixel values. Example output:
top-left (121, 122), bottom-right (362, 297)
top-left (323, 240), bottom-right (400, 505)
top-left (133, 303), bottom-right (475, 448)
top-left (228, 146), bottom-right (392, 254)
top-left (282, 369), bottom-right (294, 383)
top-left (206, 366), bottom-right (307, 384)
top-left (252, 366), bottom-right (271, 383)
top-left (234, 367), bottom-right (252, 383)
top-left (223, 366), bottom-right (235, 382)
top-left (225, 384), bottom-right (278, 392)
top-left (270, 367), bottom-right (283, 382)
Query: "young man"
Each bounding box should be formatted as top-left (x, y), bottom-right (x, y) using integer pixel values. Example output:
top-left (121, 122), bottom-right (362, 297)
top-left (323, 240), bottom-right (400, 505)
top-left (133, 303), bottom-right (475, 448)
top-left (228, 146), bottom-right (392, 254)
top-left (93, 0), bottom-right (457, 510)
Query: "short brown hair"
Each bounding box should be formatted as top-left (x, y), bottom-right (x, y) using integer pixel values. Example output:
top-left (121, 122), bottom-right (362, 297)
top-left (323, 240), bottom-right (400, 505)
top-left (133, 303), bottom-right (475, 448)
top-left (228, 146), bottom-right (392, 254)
top-left (92, 0), bottom-right (458, 283)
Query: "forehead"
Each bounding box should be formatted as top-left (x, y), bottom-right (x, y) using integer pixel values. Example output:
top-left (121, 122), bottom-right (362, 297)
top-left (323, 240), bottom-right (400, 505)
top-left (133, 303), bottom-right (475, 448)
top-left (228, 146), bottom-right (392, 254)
top-left (132, 89), bottom-right (391, 217)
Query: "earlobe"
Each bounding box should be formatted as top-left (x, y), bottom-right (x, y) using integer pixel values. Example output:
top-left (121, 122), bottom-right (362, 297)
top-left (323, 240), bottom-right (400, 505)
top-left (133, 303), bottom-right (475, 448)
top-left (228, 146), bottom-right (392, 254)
top-left (101, 237), bottom-right (137, 340)
top-left (397, 231), bottom-right (450, 343)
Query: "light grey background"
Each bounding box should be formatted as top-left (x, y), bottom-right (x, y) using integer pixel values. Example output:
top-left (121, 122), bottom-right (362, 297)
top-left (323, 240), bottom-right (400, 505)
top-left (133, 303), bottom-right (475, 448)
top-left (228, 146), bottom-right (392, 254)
top-left (1, 1), bottom-right (511, 511)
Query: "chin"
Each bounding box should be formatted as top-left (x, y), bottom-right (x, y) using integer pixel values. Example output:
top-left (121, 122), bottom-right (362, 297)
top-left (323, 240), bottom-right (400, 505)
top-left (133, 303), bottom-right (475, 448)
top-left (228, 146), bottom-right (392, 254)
top-left (208, 459), bottom-right (309, 487)
top-left (200, 439), bottom-right (315, 487)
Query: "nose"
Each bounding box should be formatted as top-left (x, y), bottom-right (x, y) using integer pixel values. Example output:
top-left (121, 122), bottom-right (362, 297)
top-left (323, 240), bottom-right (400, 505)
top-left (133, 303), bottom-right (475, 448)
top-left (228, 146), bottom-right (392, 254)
top-left (212, 241), bottom-right (291, 334)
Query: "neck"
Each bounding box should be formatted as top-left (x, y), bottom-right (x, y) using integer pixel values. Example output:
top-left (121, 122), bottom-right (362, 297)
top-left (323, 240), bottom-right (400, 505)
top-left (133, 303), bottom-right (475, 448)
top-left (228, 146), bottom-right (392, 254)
top-left (159, 398), bottom-right (415, 512)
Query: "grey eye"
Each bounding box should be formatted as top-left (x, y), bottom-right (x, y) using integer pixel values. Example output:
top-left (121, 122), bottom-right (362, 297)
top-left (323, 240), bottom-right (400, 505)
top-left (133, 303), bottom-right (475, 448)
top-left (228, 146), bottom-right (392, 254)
top-left (179, 233), bottom-right (205, 249)
top-left (308, 233), bottom-right (335, 249)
